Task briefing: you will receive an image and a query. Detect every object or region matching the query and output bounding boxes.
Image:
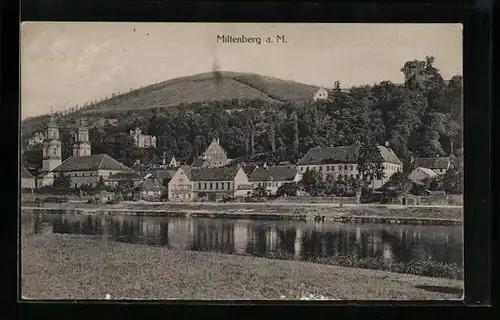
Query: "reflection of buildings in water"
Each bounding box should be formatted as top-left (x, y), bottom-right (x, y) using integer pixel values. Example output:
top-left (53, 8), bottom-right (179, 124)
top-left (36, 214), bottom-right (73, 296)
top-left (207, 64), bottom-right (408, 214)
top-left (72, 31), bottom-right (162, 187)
top-left (355, 227), bottom-right (361, 243)
top-left (294, 226), bottom-right (303, 260)
top-left (265, 227), bottom-right (278, 252)
top-left (382, 243), bottom-right (394, 263)
top-left (141, 219), bottom-right (161, 238)
top-left (168, 219), bottom-right (192, 250)
top-left (372, 233), bottom-right (382, 256)
top-left (40, 222), bottom-right (53, 234)
top-left (233, 222), bottom-right (248, 253)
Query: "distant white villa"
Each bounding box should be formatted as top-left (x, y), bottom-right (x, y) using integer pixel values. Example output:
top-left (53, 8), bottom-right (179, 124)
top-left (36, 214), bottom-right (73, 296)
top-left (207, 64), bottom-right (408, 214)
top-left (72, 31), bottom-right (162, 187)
top-left (130, 128), bottom-right (156, 148)
top-left (28, 132), bottom-right (45, 147)
top-left (313, 87), bottom-right (329, 101)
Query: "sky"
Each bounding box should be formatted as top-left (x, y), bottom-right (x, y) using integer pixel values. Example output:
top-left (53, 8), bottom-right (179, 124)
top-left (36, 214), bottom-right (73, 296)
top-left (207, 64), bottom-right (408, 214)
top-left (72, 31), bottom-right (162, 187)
top-left (21, 23), bottom-right (463, 119)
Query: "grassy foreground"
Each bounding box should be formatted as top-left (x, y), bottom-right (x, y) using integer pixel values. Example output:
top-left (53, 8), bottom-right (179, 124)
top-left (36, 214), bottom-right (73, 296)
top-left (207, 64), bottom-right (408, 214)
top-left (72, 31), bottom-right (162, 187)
top-left (21, 234), bottom-right (463, 300)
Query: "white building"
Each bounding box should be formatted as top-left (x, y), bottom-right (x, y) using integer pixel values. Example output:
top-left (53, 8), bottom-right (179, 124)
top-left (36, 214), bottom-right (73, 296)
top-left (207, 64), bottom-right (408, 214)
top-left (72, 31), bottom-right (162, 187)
top-left (297, 145), bottom-right (403, 190)
top-left (130, 128), bottom-right (156, 148)
top-left (313, 87), bottom-right (329, 101)
top-left (413, 157), bottom-right (452, 175)
top-left (28, 132), bottom-right (45, 148)
top-left (249, 165), bottom-right (302, 196)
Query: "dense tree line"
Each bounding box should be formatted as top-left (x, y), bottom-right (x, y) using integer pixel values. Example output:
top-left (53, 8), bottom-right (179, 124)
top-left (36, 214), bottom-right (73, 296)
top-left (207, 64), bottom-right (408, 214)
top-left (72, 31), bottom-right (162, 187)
top-left (22, 57), bottom-right (462, 173)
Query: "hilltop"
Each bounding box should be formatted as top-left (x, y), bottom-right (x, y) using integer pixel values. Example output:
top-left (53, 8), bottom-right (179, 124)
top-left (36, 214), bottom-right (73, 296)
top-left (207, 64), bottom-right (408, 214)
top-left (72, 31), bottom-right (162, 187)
top-left (21, 71), bottom-right (322, 134)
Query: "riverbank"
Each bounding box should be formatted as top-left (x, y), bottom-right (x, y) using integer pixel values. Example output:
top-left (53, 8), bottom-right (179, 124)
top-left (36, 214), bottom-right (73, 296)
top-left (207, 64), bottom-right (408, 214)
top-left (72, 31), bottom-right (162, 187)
top-left (21, 234), bottom-right (463, 300)
top-left (21, 201), bottom-right (463, 225)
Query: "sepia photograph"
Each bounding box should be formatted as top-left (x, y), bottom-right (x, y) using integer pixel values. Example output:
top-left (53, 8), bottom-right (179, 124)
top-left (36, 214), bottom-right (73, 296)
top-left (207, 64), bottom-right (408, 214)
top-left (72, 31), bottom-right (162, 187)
top-left (20, 22), bottom-right (464, 301)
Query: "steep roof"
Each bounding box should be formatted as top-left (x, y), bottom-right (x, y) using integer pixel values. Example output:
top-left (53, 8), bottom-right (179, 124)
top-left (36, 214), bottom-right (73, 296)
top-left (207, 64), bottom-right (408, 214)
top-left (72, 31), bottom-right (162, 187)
top-left (414, 157), bottom-right (450, 169)
top-left (141, 178), bottom-right (164, 192)
top-left (131, 162), bottom-right (150, 173)
top-left (52, 154), bottom-right (132, 172)
top-left (297, 145), bottom-right (402, 166)
top-left (191, 157), bottom-right (207, 167)
top-left (179, 165), bottom-right (193, 180)
top-left (249, 166), bottom-right (298, 182)
top-left (190, 167), bottom-right (241, 181)
top-left (21, 167), bottom-right (35, 179)
top-left (409, 167), bottom-right (438, 185)
top-left (107, 171), bottom-right (147, 181)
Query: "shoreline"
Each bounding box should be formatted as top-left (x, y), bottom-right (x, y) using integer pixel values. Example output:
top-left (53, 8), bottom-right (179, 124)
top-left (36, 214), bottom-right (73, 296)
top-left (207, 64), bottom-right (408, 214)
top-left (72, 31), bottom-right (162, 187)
top-left (21, 234), bottom-right (464, 300)
top-left (21, 201), bottom-right (463, 225)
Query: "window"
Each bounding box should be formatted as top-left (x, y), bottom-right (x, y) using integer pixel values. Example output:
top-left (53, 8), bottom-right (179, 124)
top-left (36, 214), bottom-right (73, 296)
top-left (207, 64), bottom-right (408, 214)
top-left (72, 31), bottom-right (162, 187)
top-left (82, 173), bottom-right (84, 176)
top-left (90, 173), bottom-right (93, 176)
top-left (221, 183), bottom-right (225, 190)
top-left (319, 166), bottom-right (323, 172)
top-left (90, 183), bottom-right (93, 187)
top-left (344, 165), bottom-right (348, 170)
top-left (300, 167), bottom-right (304, 172)
top-left (227, 182), bottom-right (230, 189)
top-left (326, 166), bottom-right (329, 171)
top-left (210, 183), bottom-right (213, 190)
top-left (204, 183), bottom-right (207, 189)
top-left (109, 172), bottom-right (112, 176)
top-left (216, 183), bottom-right (219, 190)
top-left (332, 166), bottom-right (335, 171)
top-left (74, 183), bottom-right (77, 188)
top-left (350, 165), bottom-right (353, 171)
top-left (198, 183), bottom-right (201, 190)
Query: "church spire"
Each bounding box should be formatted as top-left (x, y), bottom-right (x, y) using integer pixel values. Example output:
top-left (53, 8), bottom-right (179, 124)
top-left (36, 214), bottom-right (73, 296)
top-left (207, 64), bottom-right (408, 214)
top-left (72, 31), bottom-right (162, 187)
top-left (73, 116), bottom-right (91, 157)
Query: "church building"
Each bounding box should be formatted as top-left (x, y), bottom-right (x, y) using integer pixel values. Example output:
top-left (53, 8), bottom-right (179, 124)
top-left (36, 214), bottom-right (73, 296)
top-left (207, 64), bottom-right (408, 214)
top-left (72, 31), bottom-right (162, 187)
top-left (36, 115), bottom-right (132, 189)
top-left (191, 137), bottom-right (231, 168)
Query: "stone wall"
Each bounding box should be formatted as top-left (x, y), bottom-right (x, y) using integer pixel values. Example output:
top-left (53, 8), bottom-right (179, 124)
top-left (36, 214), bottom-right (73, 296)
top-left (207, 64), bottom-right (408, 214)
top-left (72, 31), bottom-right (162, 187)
top-left (273, 196), bottom-right (358, 204)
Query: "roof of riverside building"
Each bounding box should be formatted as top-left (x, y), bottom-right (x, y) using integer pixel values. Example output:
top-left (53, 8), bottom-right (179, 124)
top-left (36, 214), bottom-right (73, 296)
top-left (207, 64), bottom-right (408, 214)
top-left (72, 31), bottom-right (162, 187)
top-left (297, 145), bottom-right (402, 166)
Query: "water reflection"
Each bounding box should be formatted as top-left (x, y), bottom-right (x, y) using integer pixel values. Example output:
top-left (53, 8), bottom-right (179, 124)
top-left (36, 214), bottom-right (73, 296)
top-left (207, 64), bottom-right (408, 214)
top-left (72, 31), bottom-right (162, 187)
top-left (21, 210), bottom-right (463, 265)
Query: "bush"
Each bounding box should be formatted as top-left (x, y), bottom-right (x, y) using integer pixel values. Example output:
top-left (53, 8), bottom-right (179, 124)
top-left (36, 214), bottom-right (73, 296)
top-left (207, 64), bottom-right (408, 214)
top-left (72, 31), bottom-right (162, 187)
top-left (106, 199), bottom-right (120, 205)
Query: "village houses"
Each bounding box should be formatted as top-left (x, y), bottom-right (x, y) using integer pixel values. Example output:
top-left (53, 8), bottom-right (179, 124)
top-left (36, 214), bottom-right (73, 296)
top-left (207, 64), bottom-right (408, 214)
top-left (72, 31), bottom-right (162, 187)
top-left (409, 167), bottom-right (439, 190)
top-left (168, 165), bottom-right (250, 202)
top-left (249, 165), bottom-right (302, 196)
top-left (21, 167), bottom-right (36, 190)
top-left (192, 137), bottom-right (231, 168)
top-left (413, 157), bottom-right (453, 175)
top-left (297, 145), bottom-right (403, 189)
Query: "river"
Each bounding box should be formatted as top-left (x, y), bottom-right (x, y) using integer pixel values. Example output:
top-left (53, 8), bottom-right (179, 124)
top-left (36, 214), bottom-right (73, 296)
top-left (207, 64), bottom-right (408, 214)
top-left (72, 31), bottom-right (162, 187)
top-left (21, 209), bottom-right (463, 267)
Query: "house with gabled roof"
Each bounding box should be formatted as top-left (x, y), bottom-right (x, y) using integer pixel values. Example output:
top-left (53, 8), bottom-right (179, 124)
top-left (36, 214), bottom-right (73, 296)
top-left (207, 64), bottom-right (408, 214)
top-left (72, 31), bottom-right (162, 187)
top-left (413, 157), bottom-right (452, 175)
top-left (409, 167), bottom-right (439, 189)
top-left (249, 165), bottom-right (302, 195)
top-left (168, 165), bottom-right (249, 202)
top-left (191, 137), bottom-right (231, 168)
top-left (21, 167), bottom-right (36, 189)
top-left (297, 145), bottom-right (403, 189)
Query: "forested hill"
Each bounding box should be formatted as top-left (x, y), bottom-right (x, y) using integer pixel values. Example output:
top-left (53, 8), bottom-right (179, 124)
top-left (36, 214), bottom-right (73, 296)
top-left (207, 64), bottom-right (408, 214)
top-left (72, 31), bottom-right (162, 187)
top-left (21, 57), bottom-right (463, 173)
top-left (21, 71), bottom-right (320, 132)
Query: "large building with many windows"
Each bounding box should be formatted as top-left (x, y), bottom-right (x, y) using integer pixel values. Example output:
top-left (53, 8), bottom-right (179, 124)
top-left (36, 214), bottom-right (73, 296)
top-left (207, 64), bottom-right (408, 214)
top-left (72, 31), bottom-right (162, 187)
top-left (297, 145), bottom-right (403, 189)
top-left (168, 165), bottom-right (249, 202)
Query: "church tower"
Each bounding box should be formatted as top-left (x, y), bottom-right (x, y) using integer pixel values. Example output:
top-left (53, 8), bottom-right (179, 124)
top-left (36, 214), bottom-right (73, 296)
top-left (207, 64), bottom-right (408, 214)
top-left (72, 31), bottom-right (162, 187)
top-left (72, 118), bottom-right (91, 157)
top-left (42, 113), bottom-right (62, 172)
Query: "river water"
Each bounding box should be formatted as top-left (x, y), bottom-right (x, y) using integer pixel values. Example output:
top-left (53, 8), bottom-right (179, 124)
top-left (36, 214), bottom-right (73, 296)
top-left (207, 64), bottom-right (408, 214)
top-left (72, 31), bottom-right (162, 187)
top-left (21, 209), bottom-right (463, 267)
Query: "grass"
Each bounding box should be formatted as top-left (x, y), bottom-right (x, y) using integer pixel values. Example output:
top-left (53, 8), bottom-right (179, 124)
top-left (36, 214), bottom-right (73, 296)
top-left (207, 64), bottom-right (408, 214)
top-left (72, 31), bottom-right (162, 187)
top-left (21, 234), bottom-right (463, 300)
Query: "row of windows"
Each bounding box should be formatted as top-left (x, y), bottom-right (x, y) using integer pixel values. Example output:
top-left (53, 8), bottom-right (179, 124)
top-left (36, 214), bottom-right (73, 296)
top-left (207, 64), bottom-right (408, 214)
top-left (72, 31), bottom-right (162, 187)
top-left (257, 182), bottom-right (284, 188)
top-left (69, 172), bottom-right (112, 177)
top-left (300, 164), bottom-right (401, 173)
top-left (300, 164), bottom-right (356, 173)
top-left (197, 182), bottom-right (231, 190)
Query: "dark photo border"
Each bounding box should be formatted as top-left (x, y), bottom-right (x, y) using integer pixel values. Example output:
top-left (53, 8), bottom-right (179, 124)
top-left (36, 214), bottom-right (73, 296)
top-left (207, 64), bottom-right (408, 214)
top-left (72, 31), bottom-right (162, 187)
top-left (6, 0), bottom-right (494, 318)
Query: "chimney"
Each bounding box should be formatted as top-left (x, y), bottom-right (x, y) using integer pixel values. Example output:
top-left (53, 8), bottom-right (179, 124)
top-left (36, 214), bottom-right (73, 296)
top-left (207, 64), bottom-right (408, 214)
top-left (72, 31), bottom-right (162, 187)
top-left (263, 162), bottom-right (268, 169)
top-left (385, 141), bottom-right (390, 147)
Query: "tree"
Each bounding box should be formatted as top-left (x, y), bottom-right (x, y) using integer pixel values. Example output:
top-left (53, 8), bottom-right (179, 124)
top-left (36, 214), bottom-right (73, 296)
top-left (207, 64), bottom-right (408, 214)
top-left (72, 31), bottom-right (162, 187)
top-left (357, 139), bottom-right (384, 189)
top-left (276, 182), bottom-right (298, 197)
top-left (439, 167), bottom-right (463, 194)
top-left (382, 171), bottom-right (413, 199)
top-left (299, 169), bottom-right (325, 196)
top-left (52, 172), bottom-right (72, 191)
top-left (96, 176), bottom-right (105, 192)
top-left (253, 185), bottom-right (268, 197)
